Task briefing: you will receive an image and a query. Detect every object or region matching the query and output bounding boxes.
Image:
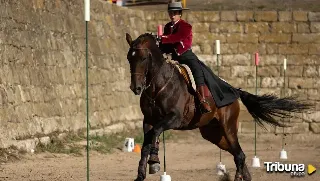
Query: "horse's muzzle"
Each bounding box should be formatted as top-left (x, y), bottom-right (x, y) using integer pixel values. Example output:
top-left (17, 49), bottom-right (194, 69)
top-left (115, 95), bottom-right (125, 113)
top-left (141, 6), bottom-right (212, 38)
top-left (130, 85), bottom-right (142, 95)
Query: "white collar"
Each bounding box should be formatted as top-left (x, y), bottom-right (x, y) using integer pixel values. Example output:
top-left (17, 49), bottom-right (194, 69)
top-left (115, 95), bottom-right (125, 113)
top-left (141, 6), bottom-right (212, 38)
top-left (171, 19), bottom-right (180, 27)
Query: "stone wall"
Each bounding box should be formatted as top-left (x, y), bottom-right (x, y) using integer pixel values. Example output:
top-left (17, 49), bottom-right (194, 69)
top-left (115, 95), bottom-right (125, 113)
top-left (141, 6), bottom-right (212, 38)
top-left (146, 10), bottom-right (320, 134)
top-left (0, 0), bottom-right (146, 150)
top-left (0, 0), bottom-right (319, 150)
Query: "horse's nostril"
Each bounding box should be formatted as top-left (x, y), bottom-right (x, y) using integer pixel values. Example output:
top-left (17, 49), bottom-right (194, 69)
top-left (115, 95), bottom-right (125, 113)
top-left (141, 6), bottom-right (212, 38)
top-left (136, 87), bottom-right (142, 92)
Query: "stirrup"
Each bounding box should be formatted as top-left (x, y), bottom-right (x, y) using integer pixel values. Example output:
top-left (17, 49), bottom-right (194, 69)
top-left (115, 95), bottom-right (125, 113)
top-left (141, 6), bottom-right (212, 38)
top-left (200, 100), bottom-right (212, 113)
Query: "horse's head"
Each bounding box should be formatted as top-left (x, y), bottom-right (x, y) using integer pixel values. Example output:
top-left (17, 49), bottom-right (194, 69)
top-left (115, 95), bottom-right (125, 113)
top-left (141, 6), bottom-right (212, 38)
top-left (125, 33), bottom-right (157, 95)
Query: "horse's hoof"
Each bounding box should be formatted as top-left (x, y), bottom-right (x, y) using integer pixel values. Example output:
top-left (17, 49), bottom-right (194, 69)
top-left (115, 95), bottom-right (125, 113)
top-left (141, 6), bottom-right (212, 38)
top-left (149, 163), bottom-right (160, 174)
top-left (234, 174), bottom-right (243, 181)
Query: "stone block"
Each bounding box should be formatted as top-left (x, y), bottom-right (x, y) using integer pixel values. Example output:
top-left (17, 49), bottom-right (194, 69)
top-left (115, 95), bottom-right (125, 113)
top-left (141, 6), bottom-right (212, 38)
top-left (222, 54), bottom-right (251, 66)
top-left (258, 88), bottom-right (281, 96)
top-left (192, 23), bottom-right (210, 33)
top-left (278, 44), bottom-right (309, 54)
top-left (288, 77), bottom-right (314, 88)
top-left (303, 66), bottom-right (319, 77)
top-left (238, 43), bottom-right (266, 54)
top-left (244, 22), bottom-right (270, 33)
top-left (258, 54), bottom-right (285, 65)
top-left (266, 44), bottom-right (279, 54)
top-left (316, 102), bottom-right (320, 110)
top-left (278, 11), bottom-right (292, 21)
top-left (210, 22), bottom-right (242, 33)
top-left (231, 66), bottom-right (255, 77)
top-left (236, 11), bottom-right (254, 21)
top-left (153, 12), bottom-right (168, 21)
top-left (223, 77), bottom-right (247, 88)
top-left (221, 11), bottom-right (236, 21)
top-left (261, 77), bottom-right (284, 88)
top-left (30, 87), bottom-right (44, 103)
top-left (307, 89), bottom-right (320, 101)
top-left (193, 33), bottom-right (226, 44)
top-left (286, 55), bottom-right (320, 65)
top-left (271, 22), bottom-right (296, 33)
top-left (220, 43), bottom-right (238, 54)
top-left (290, 117), bottom-right (303, 123)
top-left (254, 11), bottom-right (277, 22)
top-left (186, 11), bottom-right (220, 22)
top-left (247, 77), bottom-right (261, 88)
top-left (226, 34), bottom-right (258, 43)
top-left (257, 66), bottom-right (280, 77)
top-left (310, 123), bottom-right (320, 133)
top-left (259, 34), bottom-right (291, 43)
top-left (315, 78), bottom-right (320, 88)
top-left (199, 42), bottom-right (213, 54)
top-left (308, 12), bottom-right (320, 22)
top-left (217, 66), bottom-right (231, 78)
top-left (275, 123), bottom-right (309, 134)
top-left (198, 54), bottom-right (216, 65)
top-left (282, 66), bottom-right (303, 77)
top-left (17, 66), bottom-right (30, 86)
top-left (311, 22), bottom-right (320, 32)
top-left (292, 33), bottom-right (320, 43)
top-left (293, 11), bottom-right (308, 21)
top-left (285, 88), bottom-right (308, 99)
top-left (303, 112), bottom-right (320, 122)
top-left (240, 121), bottom-right (273, 133)
top-left (17, 86), bottom-right (32, 103)
top-left (297, 23), bottom-right (311, 33)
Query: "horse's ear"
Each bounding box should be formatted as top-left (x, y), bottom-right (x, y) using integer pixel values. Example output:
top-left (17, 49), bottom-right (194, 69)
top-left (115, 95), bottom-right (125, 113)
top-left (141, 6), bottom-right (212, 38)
top-left (126, 33), bottom-right (132, 46)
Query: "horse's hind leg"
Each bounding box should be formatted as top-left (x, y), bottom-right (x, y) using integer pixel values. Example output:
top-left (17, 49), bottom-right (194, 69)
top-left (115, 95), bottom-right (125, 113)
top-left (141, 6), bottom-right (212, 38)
top-left (200, 122), bottom-right (251, 181)
top-left (218, 103), bottom-right (251, 181)
top-left (200, 103), bottom-right (251, 181)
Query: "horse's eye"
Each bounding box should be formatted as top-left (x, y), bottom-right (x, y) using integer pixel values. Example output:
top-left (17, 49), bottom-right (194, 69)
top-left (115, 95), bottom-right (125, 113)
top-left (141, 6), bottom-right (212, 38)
top-left (132, 51), bottom-right (136, 56)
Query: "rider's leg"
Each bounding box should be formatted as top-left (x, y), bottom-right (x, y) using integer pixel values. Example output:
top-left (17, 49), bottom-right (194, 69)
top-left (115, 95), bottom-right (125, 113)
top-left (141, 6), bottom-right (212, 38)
top-left (177, 50), bottom-right (212, 113)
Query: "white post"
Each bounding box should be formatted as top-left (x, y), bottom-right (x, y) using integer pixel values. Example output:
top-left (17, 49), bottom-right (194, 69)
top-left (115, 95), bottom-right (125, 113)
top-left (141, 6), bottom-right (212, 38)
top-left (215, 40), bottom-right (220, 55)
top-left (85, 0), bottom-right (90, 21)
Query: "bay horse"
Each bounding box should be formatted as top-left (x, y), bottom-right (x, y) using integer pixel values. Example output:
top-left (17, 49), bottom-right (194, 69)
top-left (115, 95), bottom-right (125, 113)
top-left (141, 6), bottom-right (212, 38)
top-left (125, 33), bottom-right (312, 181)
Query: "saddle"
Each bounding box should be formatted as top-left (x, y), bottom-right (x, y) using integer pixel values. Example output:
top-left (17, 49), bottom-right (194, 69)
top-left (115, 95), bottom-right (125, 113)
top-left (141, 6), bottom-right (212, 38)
top-left (167, 59), bottom-right (216, 127)
top-left (166, 58), bottom-right (228, 93)
top-left (166, 59), bottom-right (196, 92)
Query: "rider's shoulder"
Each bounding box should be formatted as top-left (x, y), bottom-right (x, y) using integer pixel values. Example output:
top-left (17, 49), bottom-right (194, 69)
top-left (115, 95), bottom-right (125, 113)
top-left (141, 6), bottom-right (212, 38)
top-left (180, 19), bottom-right (192, 26)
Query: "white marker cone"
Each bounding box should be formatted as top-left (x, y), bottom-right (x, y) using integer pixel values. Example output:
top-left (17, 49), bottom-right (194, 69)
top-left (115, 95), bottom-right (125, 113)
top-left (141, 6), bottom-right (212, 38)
top-left (280, 149), bottom-right (288, 160)
top-left (122, 138), bottom-right (134, 152)
top-left (252, 156), bottom-right (261, 167)
top-left (216, 162), bottom-right (226, 175)
top-left (160, 172), bottom-right (171, 181)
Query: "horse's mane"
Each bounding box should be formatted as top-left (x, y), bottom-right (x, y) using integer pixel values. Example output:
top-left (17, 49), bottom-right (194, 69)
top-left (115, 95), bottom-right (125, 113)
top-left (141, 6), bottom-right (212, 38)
top-left (132, 33), bottom-right (157, 47)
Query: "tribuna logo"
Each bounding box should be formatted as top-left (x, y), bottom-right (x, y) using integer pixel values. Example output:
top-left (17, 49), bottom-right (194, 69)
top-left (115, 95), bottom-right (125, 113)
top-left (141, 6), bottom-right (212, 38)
top-left (264, 162), bottom-right (305, 177)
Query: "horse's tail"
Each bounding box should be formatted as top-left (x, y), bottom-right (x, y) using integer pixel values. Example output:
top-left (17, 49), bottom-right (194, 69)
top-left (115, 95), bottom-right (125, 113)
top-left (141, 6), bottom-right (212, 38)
top-left (236, 89), bottom-right (313, 129)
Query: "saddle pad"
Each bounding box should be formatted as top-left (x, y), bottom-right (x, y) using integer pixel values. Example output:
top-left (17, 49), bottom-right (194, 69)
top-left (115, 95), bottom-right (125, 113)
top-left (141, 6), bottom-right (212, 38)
top-left (167, 59), bottom-right (196, 91)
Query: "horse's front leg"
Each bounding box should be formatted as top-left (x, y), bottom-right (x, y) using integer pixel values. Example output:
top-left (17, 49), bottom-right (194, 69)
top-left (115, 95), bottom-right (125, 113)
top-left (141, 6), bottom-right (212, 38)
top-left (147, 110), bottom-right (180, 174)
top-left (135, 123), bottom-right (154, 181)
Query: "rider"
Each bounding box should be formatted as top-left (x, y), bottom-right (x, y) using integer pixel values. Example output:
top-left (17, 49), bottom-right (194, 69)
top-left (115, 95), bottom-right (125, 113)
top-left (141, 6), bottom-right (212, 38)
top-left (159, 1), bottom-right (212, 114)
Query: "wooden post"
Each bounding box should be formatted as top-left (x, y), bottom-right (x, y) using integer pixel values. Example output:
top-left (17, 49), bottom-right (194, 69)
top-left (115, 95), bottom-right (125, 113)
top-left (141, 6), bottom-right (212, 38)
top-left (182, 0), bottom-right (186, 8)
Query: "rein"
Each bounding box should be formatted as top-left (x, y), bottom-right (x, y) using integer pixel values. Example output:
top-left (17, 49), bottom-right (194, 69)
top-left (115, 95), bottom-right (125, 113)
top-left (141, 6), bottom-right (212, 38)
top-left (130, 47), bottom-right (175, 106)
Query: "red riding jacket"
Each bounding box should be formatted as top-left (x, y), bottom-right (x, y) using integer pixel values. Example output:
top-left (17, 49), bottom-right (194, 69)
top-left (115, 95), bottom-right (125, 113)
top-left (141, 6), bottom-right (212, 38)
top-left (160, 19), bottom-right (193, 56)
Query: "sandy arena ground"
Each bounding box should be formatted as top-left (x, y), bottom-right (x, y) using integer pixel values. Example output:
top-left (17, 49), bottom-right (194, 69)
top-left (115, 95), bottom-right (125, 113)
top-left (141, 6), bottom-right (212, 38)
top-left (0, 130), bottom-right (319, 181)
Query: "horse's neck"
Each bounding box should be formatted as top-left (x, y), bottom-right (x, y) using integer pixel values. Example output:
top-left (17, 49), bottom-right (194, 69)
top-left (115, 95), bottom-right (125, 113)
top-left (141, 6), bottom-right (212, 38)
top-left (146, 56), bottom-right (174, 94)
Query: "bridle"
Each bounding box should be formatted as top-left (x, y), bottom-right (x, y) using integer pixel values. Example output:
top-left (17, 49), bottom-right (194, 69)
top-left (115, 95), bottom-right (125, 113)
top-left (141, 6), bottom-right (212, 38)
top-left (129, 46), bottom-right (175, 105)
